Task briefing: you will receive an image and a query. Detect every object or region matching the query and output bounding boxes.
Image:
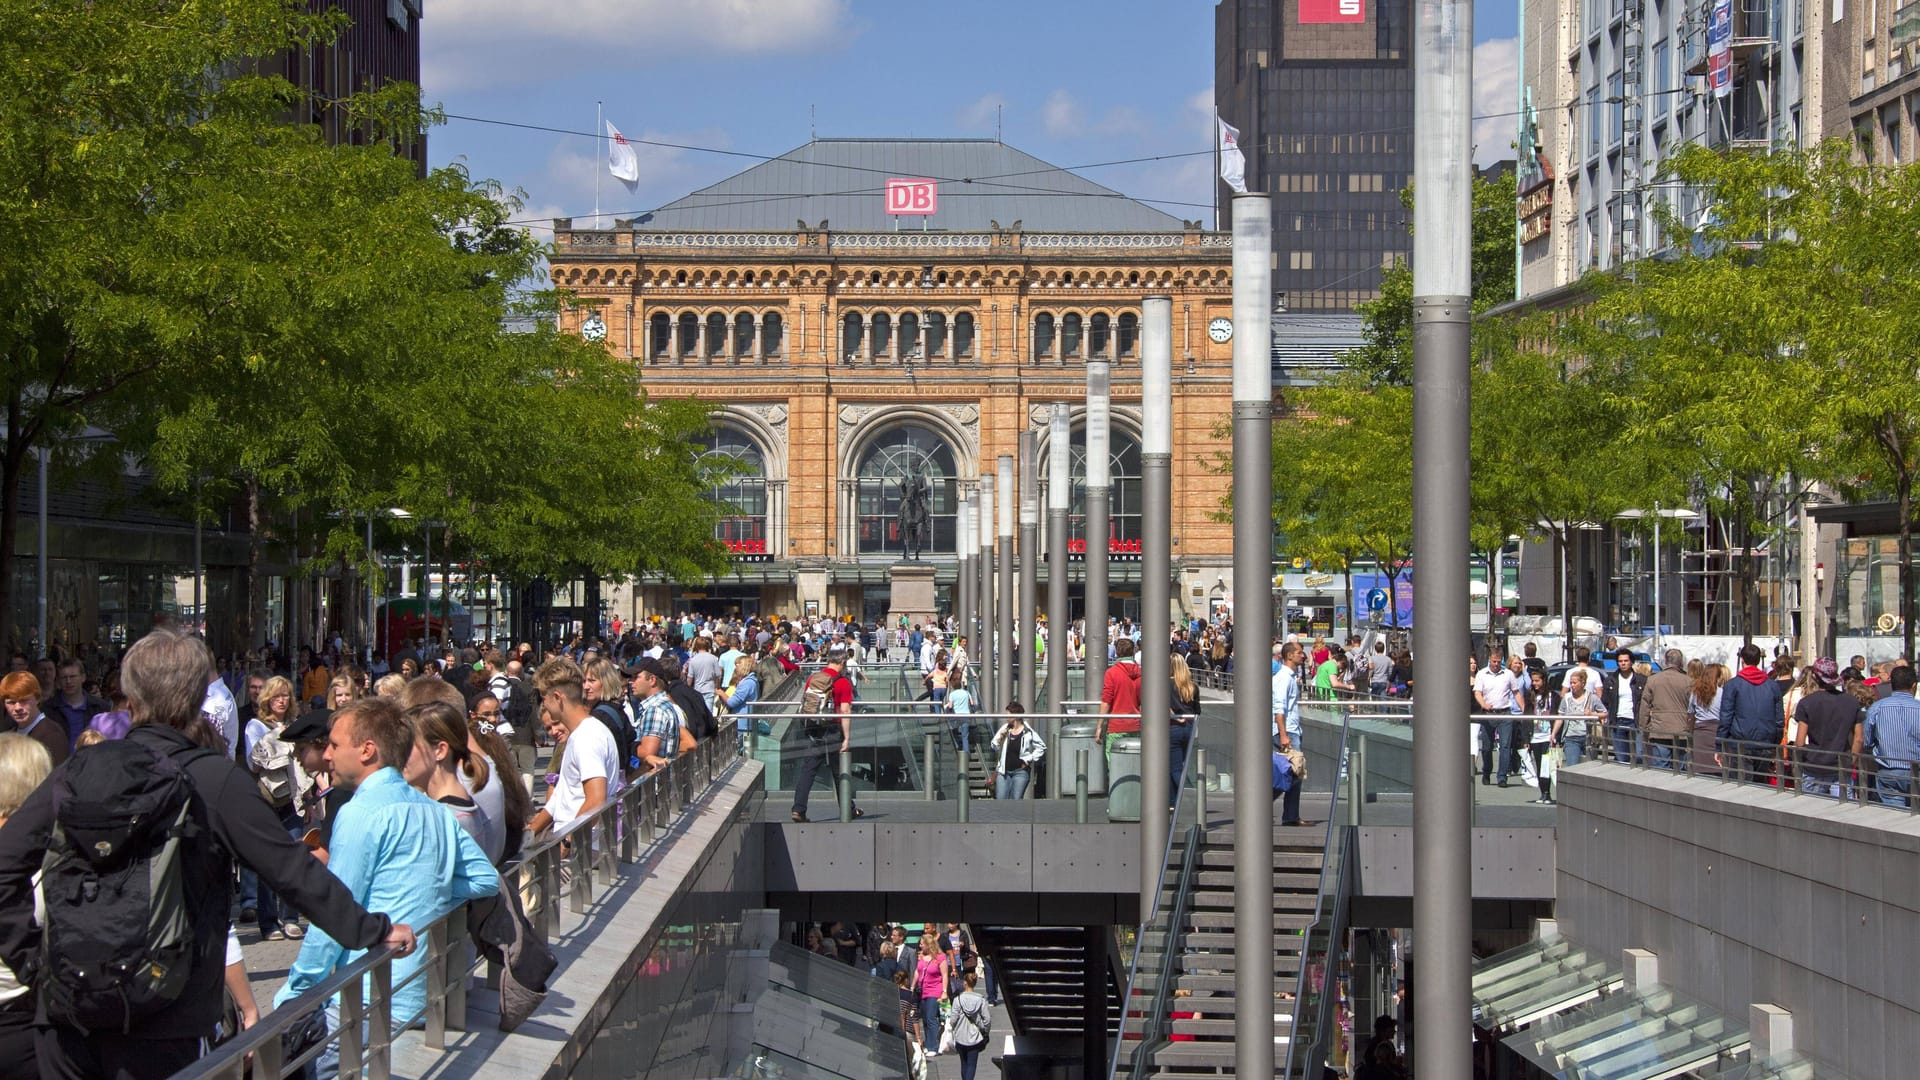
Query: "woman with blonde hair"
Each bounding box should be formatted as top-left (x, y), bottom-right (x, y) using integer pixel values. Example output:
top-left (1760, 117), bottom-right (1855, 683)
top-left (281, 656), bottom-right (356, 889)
top-left (244, 675), bottom-right (308, 941)
top-left (0, 733), bottom-right (52, 1077)
top-left (1169, 654), bottom-right (1202, 802)
top-left (326, 673), bottom-right (359, 710)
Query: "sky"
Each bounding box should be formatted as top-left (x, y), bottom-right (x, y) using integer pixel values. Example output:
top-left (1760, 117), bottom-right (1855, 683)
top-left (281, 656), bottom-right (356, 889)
top-left (421, 0), bottom-right (1520, 238)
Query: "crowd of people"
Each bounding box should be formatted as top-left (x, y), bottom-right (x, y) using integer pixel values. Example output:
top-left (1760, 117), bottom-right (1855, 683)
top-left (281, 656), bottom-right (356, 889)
top-left (796, 920), bottom-right (993, 1077)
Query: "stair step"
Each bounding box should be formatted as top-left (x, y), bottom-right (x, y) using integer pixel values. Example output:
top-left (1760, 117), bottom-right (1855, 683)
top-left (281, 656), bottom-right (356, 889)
top-left (1200, 826), bottom-right (1330, 847)
top-left (1175, 972), bottom-right (1309, 998)
top-left (1197, 848), bottom-right (1324, 870)
top-left (1167, 1017), bottom-right (1254, 1038)
top-left (1134, 951), bottom-right (1302, 975)
top-left (1181, 889), bottom-right (1319, 912)
top-left (1139, 930), bottom-right (1311, 951)
top-left (1187, 911), bottom-right (1317, 930)
top-left (1192, 870), bottom-right (1323, 890)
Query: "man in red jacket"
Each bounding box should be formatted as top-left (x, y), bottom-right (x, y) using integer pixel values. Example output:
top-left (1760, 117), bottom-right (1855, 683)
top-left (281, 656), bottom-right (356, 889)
top-left (1097, 637), bottom-right (1144, 754)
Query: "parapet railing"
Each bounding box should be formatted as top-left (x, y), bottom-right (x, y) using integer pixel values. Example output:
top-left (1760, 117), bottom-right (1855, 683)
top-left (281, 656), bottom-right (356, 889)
top-left (178, 732), bottom-right (747, 1080)
top-left (1587, 721), bottom-right (1920, 813)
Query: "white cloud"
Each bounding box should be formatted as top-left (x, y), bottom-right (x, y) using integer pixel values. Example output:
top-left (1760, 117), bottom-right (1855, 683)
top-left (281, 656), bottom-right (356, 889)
top-left (957, 92), bottom-right (1009, 134)
top-left (423, 0), bottom-right (854, 93)
top-left (1186, 86), bottom-right (1215, 122)
top-left (1041, 89), bottom-right (1084, 138)
top-left (1472, 38), bottom-right (1521, 168)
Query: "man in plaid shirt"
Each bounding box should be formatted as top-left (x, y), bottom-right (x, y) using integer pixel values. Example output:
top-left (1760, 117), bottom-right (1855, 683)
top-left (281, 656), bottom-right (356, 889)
top-left (629, 658), bottom-right (685, 771)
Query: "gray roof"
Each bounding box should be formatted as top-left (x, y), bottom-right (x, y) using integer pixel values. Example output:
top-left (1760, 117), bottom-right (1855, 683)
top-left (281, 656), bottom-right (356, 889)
top-left (636, 138), bottom-right (1188, 233)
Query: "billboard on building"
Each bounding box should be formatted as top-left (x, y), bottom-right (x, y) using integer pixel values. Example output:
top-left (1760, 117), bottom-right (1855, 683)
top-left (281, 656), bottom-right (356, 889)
top-left (1299, 0), bottom-right (1366, 23)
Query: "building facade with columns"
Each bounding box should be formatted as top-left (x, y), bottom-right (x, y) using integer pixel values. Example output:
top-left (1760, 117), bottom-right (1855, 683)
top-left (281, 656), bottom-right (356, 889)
top-left (550, 138), bottom-right (1241, 625)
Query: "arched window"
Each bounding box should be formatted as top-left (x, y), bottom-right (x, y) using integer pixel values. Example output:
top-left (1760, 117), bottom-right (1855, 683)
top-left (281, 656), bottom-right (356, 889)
top-left (899, 313), bottom-right (921, 359)
top-left (1089, 313), bottom-right (1112, 358)
top-left (696, 428), bottom-right (768, 556)
top-left (854, 424), bottom-right (957, 556)
top-left (873, 313), bottom-right (893, 358)
top-left (926, 312), bottom-right (947, 358)
top-left (842, 312), bottom-right (864, 360)
top-left (954, 312), bottom-right (976, 358)
top-left (649, 313), bottom-right (671, 358)
top-left (1062, 314), bottom-right (1084, 359)
top-left (762, 312), bottom-right (784, 357)
top-left (1117, 312), bottom-right (1139, 358)
top-left (676, 313), bottom-right (699, 357)
top-left (733, 312), bottom-right (754, 357)
top-left (1034, 313), bottom-right (1055, 358)
top-left (1062, 427), bottom-right (1143, 550)
top-left (704, 313), bottom-right (727, 356)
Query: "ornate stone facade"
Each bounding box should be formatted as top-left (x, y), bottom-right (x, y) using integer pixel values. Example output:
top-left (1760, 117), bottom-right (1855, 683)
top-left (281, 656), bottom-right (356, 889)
top-left (549, 220), bottom-right (1238, 621)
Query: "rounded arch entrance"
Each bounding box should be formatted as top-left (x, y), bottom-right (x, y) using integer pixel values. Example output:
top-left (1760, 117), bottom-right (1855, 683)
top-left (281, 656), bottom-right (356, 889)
top-left (846, 422), bottom-right (961, 557)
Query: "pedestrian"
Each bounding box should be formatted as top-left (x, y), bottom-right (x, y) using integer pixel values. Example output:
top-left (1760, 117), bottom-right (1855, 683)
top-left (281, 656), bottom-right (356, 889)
top-left (1554, 668), bottom-right (1603, 767)
top-left (1640, 649), bottom-right (1692, 770)
top-left (1169, 654), bottom-right (1202, 800)
top-left (789, 647), bottom-right (861, 823)
top-left (0, 733), bottom-right (52, 1080)
top-left (277, 697), bottom-right (501, 1080)
top-left (1473, 651), bottom-right (1517, 785)
top-left (628, 659), bottom-right (686, 772)
top-left (914, 928), bottom-right (950, 1055)
top-left (0, 628), bottom-right (416, 1080)
top-left (1862, 665), bottom-right (1920, 807)
top-left (947, 971), bottom-right (992, 1080)
top-left (402, 701), bottom-right (506, 865)
top-left (244, 675), bottom-right (310, 941)
top-left (1524, 669), bottom-right (1558, 803)
top-left (988, 710), bottom-right (1046, 802)
top-left (945, 668), bottom-right (976, 752)
top-left (1793, 657), bottom-right (1863, 798)
top-left (1603, 647), bottom-right (1646, 765)
top-left (722, 655), bottom-right (762, 752)
top-left (0, 673), bottom-right (66, 767)
top-left (1717, 644), bottom-right (1785, 783)
top-left (1690, 664), bottom-right (1729, 776)
top-left (1097, 637), bottom-right (1144, 754)
top-left (526, 657), bottom-right (620, 835)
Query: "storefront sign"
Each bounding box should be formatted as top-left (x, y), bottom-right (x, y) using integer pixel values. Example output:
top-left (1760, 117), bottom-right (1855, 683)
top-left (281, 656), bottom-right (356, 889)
top-left (1300, 0), bottom-right (1365, 23)
top-left (1518, 179), bottom-right (1553, 244)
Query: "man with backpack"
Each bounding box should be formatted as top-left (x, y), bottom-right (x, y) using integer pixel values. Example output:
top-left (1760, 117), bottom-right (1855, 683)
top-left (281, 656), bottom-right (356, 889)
top-left (500, 657), bottom-right (539, 778)
top-left (790, 647), bottom-right (861, 823)
top-left (0, 627), bottom-right (415, 1079)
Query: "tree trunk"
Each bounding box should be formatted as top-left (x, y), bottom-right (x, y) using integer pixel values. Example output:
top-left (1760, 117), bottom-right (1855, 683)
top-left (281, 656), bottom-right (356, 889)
top-left (0, 441), bottom-right (23, 656)
top-left (441, 526), bottom-right (452, 647)
top-left (1558, 528), bottom-right (1574, 664)
top-left (1736, 493), bottom-right (1758, 648)
top-left (241, 477), bottom-right (260, 654)
top-left (1342, 549), bottom-right (1356, 639)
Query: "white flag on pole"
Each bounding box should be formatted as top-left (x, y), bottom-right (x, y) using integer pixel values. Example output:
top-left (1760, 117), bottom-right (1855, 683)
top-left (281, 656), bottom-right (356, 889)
top-left (1218, 117), bottom-right (1248, 194)
top-left (606, 120), bottom-right (640, 186)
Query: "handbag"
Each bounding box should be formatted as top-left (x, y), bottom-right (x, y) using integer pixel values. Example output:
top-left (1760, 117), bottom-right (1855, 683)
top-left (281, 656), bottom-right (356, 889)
top-left (938, 1006), bottom-right (957, 1053)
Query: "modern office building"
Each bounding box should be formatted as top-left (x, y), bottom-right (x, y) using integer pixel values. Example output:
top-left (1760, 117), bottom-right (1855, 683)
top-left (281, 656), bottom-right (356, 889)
top-left (275, 0), bottom-right (426, 165)
top-left (1214, 0), bottom-right (1414, 315)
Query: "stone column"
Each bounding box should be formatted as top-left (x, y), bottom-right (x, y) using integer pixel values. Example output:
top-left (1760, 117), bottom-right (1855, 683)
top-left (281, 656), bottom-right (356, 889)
top-left (863, 315), bottom-right (875, 364)
top-left (754, 315), bottom-right (765, 363)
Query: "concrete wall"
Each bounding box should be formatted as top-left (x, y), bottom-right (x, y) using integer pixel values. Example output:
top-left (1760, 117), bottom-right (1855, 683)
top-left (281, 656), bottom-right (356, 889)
top-left (1555, 765), bottom-right (1920, 1080)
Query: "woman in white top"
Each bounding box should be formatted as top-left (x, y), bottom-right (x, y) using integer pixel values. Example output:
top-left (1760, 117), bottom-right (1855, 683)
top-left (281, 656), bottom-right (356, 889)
top-left (1553, 668), bottom-right (1606, 767)
top-left (245, 676), bottom-right (311, 941)
top-left (403, 701), bottom-right (505, 865)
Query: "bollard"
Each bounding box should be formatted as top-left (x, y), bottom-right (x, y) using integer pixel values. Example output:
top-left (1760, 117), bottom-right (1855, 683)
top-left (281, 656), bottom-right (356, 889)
top-left (924, 733), bottom-right (938, 801)
top-left (1195, 747), bottom-right (1209, 826)
top-left (1076, 748), bottom-right (1089, 824)
top-left (839, 749), bottom-right (854, 823)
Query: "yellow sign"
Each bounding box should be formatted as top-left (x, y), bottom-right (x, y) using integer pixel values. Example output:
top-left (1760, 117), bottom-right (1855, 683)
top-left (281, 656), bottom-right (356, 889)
top-left (1302, 573), bottom-right (1335, 587)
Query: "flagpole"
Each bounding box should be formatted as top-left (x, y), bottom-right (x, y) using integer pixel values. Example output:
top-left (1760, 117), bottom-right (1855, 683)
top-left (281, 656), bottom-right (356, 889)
top-left (1212, 109), bottom-right (1221, 232)
top-left (595, 100), bottom-right (603, 228)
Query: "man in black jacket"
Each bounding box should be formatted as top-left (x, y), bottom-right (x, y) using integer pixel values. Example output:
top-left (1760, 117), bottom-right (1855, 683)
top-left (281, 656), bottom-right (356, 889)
top-left (0, 627), bottom-right (414, 1080)
top-left (658, 654), bottom-right (717, 742)
top-left (1602, 647), bottom-right (1647, 764)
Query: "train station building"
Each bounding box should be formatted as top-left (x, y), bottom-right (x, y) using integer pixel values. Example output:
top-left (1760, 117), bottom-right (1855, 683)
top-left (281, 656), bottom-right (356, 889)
top-left (549, 138), bottom-right (1240, 623)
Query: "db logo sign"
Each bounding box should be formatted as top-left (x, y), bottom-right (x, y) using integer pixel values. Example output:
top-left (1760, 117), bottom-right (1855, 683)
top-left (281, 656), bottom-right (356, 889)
top-left (885, 178), bottom-right (939, 215)
top-left (1299, 0), bottom-right (1365, 21)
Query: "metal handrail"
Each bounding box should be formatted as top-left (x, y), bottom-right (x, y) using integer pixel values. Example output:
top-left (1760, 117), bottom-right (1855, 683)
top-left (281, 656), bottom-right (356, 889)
top-left (179, 731), bottom-right (749, 1080)
top-left (1587, 721), bottom-right (1920, 813)
top-left (1109, 725), bottom-right (1203, 1078)
top-left (1283, 707), bottom-right (1354, 1079)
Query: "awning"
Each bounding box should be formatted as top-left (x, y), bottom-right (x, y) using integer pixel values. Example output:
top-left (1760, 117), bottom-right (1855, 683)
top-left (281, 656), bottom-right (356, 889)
top-left (1502, 986), bottom-right (1750, 1080)
top-left (1471, 935), bottom-right (1624, 1033)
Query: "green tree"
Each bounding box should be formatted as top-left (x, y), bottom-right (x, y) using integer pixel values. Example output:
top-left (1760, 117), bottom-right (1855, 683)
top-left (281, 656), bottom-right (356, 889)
top-left (1343, 170), bottom-right (1519, 387)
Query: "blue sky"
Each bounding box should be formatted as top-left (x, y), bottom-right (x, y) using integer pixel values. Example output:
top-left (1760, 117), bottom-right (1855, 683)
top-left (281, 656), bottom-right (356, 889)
top-left (421, 0), bottom-right (1519, 237)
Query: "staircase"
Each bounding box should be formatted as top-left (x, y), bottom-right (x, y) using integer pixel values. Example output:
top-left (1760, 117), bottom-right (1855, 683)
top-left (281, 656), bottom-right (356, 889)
top-left (1121, 825), bottom-right (1328, 1078)
top-left (973, 925), bottom-right (1121, 1038)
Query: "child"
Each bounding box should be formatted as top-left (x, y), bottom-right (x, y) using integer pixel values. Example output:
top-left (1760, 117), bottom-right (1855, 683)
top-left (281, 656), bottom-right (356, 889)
top-left (894, 968), bottom-right (921, 1048)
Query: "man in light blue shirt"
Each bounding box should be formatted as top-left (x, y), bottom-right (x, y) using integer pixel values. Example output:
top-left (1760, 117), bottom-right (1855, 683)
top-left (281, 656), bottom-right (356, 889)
top-left (1272, 642), bottom-right (1302, 747)
top-left (276, 698), bottom-right (500, 1077)
top-left (1863, 665), bottom-right (1920, 807)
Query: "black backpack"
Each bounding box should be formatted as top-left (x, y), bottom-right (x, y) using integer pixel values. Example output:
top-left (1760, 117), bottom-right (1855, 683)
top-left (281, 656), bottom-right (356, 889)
top-left (591, 701), bottom-right (636, 772)
top-left (502, 676), bottom-right (536, 745)
top-left (39, 739), bottom-right (215, 1033)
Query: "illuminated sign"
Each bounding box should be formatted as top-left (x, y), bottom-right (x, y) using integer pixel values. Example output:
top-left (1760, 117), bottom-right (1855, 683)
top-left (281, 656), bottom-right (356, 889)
top-left (1518, 179), bottom-right (1554, 244)
top-left (1300, 0), bottom-right (1365, 23)
top-left (884, 178), bottom-right (938, 215)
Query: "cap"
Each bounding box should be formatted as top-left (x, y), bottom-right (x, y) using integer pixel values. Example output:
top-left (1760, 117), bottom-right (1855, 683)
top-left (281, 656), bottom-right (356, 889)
top-left (1811, 656), bottom-right (1842, 686)
top-left (279, 708), bottom-right (334, 744)
top-left (631, 657), bottom-right (673, 683)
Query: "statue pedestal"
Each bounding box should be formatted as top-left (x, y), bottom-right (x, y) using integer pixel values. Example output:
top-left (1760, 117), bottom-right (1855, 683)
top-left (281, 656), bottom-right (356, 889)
top-left (887, 563), bottom-right (939, 631)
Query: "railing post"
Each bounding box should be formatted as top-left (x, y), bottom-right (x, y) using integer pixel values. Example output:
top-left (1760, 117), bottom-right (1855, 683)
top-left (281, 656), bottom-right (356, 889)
top-left (569, 831), bottom-right (591, 915)
top-left (340, 978), bottom-right (365, 1080)
top-left (839, 749), bottom-right (854, 823)
top-left (958, 750), bottom-right (971, 823)
top-left (1195, 747), bottom-right (1209, 826)
top-left (424, 919), bottom-right (449, 1049)
top-left (1350, 734), bottom-right (1368, 828)
top-left (1076, 748), bottom-right (1089, 824)
top-left (255, 1023), bottom-right (285, 1080)
top-left (924, 733), bottom-right (938, 800)
top-left (448, 904), bottom-right (469, 1031)
top-left (369, 960), bottom-right (393, 1080)
top-left (620, 783), bottom-right (639, 862)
